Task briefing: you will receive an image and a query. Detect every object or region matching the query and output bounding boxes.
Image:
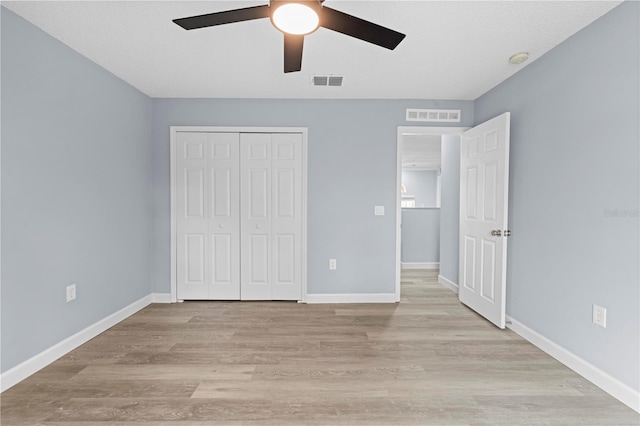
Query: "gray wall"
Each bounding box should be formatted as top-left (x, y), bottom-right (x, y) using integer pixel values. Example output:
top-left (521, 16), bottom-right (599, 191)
top-left (475, 2), bottom-right (639, 390)
top-left (401, 209), bottom-right (440, 263)
top-left (151, 99), bottom-right (474, 295)
top-left (401, 169), bottom-right (438, 207)
top-left (1, 9), bottom-right (153, 373)
top-left (438, 135), bottom-right (460, 284)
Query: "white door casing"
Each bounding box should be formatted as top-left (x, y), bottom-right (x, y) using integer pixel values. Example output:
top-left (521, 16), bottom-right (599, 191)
top-left (176, 132), bottom-right (240, 300)
top-left (171, 127), bottom-right (307, 302)
top-left (458, 113), bottom-right (511, 328)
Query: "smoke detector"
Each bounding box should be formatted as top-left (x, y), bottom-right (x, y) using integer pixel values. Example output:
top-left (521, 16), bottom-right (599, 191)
top-left (509, 52), bottom-right (529, 65)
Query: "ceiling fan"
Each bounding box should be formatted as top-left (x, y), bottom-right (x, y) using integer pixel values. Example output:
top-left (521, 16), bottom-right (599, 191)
top-left (173, 0), bottom-right (406, 73)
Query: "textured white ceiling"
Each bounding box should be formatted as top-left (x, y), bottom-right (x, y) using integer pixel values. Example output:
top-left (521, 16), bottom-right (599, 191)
top-left (2, 1), bottom-right (621, 99)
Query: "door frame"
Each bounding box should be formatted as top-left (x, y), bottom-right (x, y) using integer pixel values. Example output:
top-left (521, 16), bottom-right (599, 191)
top-left (395, 126), bottom-right (469, 300)
top-left (170, 126), bottom-right (308, 303)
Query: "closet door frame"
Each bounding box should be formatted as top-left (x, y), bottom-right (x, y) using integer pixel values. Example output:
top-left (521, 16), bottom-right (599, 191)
top-left (170, 126), bottom-right (308, 303)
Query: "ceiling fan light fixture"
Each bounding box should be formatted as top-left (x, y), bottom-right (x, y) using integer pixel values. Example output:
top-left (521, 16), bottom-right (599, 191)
top-left (271, 3), bottom-right (320, 35)
top-left (173, 0), bottom-right (405, 73)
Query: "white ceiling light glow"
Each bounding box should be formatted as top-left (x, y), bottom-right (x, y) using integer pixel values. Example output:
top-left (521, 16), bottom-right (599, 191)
top-left (272, 3), bottom-right (320, 35)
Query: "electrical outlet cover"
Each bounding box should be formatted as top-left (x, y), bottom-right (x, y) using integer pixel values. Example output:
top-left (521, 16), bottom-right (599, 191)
top-left (329, 259), bottom-right (337, 270)
top-left (592, 304), bottom-right (606, 328)
top-left (66, 284), bottom-right (76, 302)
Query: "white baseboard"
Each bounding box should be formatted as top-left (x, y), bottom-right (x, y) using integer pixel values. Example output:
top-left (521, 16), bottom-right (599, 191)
top-left (438, 275), bottom-right (459, 294)
top-left (305, 293), bottom-right (398, 304)
top-left (151, 293), bottom-right (172, 303)
top-left (506, 316), bottom-right (640, 413)
top-left (401, 262), bottom-right (440, 270)
top-left (0, 294), bottom-right (153, 392)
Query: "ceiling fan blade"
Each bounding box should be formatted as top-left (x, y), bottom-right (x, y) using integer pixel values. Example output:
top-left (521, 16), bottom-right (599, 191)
top-left (173, 5), bottom-right (270, 30)
top-left (284, 34), bottom-right (304, 73)
top-left (319, 6), bottom-right (405, 50)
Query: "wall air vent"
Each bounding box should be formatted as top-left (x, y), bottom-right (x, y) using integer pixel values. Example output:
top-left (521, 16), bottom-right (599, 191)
top-left (406, 109), bottom-right (461, 123)
top-left (312, 75), bottom-right (344, 87)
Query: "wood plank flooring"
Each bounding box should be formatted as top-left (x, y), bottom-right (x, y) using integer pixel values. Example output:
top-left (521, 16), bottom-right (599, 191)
top-left (2, 270), bottom-right (638, 425)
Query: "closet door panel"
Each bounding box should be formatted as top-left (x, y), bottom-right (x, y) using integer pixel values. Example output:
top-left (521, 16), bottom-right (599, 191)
top-left (176, 132), bottom-right (210, 300)
top-left (240, 133), bottom-right (272, 300)
top-left (271, 133), bottom-right (302, 300)
top-left (208, 132), bottom-right (240, 300)
top-left (177, 132), bottom-right (240, 300)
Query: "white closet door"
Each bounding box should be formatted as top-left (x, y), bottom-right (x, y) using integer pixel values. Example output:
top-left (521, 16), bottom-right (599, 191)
top-left (271, 133), bottom-right (303, 300)
top-left (176, 132), bottom-right (209, 300)
top-left (176, 132), bottom-right (240, 300)
top-left (240, 133), bottom-right (272, 300)
top-left (240, 133), bottom-right (303, 300)
top-left (176, 129), bottom-right (303, 301)
top-left (208, 132), bottom-right (241, 300)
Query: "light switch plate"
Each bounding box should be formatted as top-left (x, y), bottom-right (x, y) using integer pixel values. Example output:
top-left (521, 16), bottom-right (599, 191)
top-left (374, 206), bottom-right (385, 216)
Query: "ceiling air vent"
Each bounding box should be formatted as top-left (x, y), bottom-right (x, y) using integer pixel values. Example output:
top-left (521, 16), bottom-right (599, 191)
top-left (312, 75), bottom-right (344, 87)
top-left (406, 109), bottom-right (461, 123)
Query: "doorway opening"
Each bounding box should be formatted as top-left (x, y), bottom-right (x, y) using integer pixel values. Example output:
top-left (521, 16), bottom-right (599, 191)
top-left (395, 126), bottom-right (468, 300)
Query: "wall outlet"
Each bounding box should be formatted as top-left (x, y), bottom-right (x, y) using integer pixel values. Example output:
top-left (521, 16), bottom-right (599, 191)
top-left (329, 259), bottom-right (337, 270)
top-left (66, 284), bottom-right (76, 302)
top-left (592, 304), bottom-right (606, 328)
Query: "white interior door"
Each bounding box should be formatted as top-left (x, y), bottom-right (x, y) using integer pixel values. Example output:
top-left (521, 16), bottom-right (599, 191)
top-left (459, 113), bottom-right (510, 328)
top-left (240, 133), bottom-right (303, 300)
top-left (176, 132), bottom-right (240, 300)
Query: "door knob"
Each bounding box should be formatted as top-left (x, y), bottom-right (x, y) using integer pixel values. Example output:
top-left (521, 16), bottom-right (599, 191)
top-left (219, 224), bottom-right (224, 228)
top-left (256, 225), bottom-right (261, 229)
top-left (491, 229), bottom-right (502, 237)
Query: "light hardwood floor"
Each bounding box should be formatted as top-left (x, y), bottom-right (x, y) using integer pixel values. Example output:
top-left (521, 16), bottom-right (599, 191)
top-left (2, 270), bottom-right (638, 425)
